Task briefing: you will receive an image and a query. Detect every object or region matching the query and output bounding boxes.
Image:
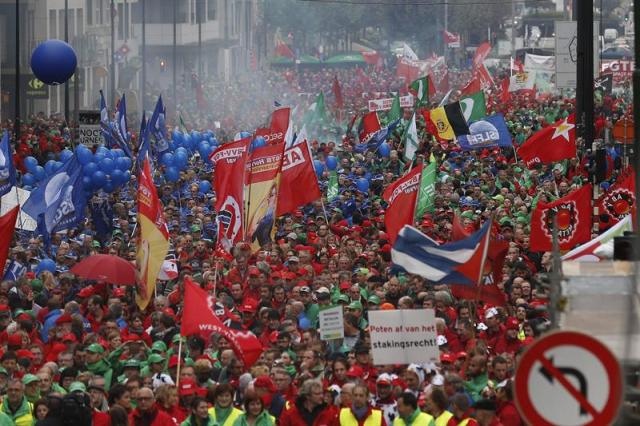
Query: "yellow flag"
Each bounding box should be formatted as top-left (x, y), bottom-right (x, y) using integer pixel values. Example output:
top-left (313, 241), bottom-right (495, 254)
top-left (429, 106), bottom-right (456, 140)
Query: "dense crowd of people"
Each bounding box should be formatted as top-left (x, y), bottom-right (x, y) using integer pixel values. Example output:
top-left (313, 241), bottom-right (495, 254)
top-left (0, 56), bottom-right (634, 426)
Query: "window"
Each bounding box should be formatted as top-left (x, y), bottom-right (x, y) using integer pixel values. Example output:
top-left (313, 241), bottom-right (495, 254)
top-left (49, 10), bottom-right (57, 39)
top-left (86, 0), bottom-right (93, 25)
top-left (208, 0), bottom-right (216, 20)
top-left (117, 3), bottom-right (124, 39)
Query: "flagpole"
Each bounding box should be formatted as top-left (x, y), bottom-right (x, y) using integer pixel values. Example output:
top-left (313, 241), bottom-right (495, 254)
top-left (474, 218), bottom-right (493, 303)
top-left (512, 146), bottom-right (518, 163)
top-left (175, 337), bottom-right (183, 388)
top-left (213, 261), bottom-right (218, 299)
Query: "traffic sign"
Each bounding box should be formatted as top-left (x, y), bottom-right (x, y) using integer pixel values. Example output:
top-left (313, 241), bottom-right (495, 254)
top-left (514, 331), bottom-right (622, 426)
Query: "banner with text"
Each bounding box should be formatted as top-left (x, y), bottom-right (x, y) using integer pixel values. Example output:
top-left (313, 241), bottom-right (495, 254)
top-left (368, 95), bottom-right (414, 112)
top-left (369, 309), bottom-right (439, 364)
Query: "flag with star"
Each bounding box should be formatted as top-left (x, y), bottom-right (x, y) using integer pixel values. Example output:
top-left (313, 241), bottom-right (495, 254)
top-left (517, 114), bottom-right (576, 169)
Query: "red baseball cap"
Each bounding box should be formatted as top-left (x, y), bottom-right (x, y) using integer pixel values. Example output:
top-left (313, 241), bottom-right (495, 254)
top-left (179, 378), bottom-right (199, 396)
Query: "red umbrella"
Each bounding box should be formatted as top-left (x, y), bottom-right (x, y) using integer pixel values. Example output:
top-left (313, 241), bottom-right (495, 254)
top-left (71, 254), bottom-right (136, 285)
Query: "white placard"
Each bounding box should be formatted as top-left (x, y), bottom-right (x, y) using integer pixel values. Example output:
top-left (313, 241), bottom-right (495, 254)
top-left (369, 309), bottom-right (439, 365)
top-left (555, 21), bottom-right (600, 89)
top-left (319, 305), bottom-right (344, 340)
top-left (368, 95), bottom-right (414, 112)
top-left (79, 124), bottom-right (102, 146)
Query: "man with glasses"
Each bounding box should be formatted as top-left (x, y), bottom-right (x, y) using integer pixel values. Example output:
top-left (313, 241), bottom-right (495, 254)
top-left (128, 387), bottom-right (174, 426)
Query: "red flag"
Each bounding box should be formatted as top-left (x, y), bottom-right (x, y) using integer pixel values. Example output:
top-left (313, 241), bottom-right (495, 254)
top-left (277, 140), bottom-right (321, 216)
top-left (530, 185), bottom-right (593, 252)
top-left (517, 114), bottom-right (577, 169)
top-left (358, 111), bottom-right (382, 143)
top-left (210, 138), bottom-right (251, 252)
top-left (332, 76), bottom-right (344, 109)
top-left (266, 107), bottom-right (290, 146)
top-left (275, 36), bottom-right (294, 59)
top-left (476, 63), bottom-right (495, 89)
top-left (597, 170), bottom-right (636, 226)
top-left (487, 236), bottom-right (509, 285)
top-left (181, 279), bottom-right (263, 367)
top-left (473, 42), bottom-right (492, 68)
top-left (0, 206), bottom-right (19, 275)
top-left (452, 213), bottom-right (472, 241)
top-left (383, 165), bottom-right (423, 243)
top-left (443, 30), bottom-right (461, 48)
top-left (500, 77), bottom-right (511, 104)
top-left (396, 58), bottom-right (420, 83)
top-left (460, 75), bottom-right (481, 97)
top-left (429, 58), bottom-right (450, 95)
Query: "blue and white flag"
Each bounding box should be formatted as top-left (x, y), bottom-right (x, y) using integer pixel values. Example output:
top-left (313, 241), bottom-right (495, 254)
top-left (354, 119), bottom-right (400, 154)
top-left (0, 131), bottom-right (16, 197)
top-left (392, 219), bottom-right (492, 285)
top-left (113, 94), bottom-right (133, 158)
top-left (23, 156), bottom-right (88, 240)
top-left (147, 96), bottom-right (169, 156)
top-left (457, 114), bottom-right (513, 151)
top-left (99, 90), bottom-right (116, 147)
top-left (3, 260), bottom-right (26, 282)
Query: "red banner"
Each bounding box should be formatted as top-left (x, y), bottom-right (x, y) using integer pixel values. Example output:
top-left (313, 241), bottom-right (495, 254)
top-left (0, 206), bottom-right (19, 276)
top-left (383, 165), bottom-right (423, 243)
top-left (530, 185), bottom-right (593, 252)
top-left (210, 138), bottom-right (251, 252)
top-left (597, 171), bottom-right (636, 226)
top-left (268, 107), bottom-right (290, 145)
top-left (359, 111), bottom-right (382, 143)
top-left (181, 279), bottom-right (262, 367)
top-left (277, 141), bottom-right (321, 216)
top-left (518, 114), bottom-right (576, 169)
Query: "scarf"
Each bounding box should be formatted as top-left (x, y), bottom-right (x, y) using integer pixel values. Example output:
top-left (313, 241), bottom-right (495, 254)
top-left (214, 405), bottom-right (233, 424)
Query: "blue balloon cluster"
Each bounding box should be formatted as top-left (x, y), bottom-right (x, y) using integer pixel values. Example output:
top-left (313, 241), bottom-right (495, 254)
top-left (72, 145), bottom-right (132, 193)
top-left (163, 129), bottom-right (218, 183)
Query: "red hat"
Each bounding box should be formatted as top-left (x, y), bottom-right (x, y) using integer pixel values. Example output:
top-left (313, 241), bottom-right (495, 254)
top-left (168, 355), bottom-right (183, 369)
top-left (0, 305), bottom-right (11, 313)
top-left (55, 314), bottom-right (73, 326)
top-left (248, 267), bottom-right (260, 277)
top-left (505, 317), bottom-right (520, 330)
top-left (123, 334), bottom-right (141, 343)
top-left (77, 287), bottom-right (94, 298)
top-left (456, 351), bottom-right (468, 360)
top-left (162, 307), bottom-right (176, 319)
top-left (7, 333), bottom-right (22, 347)
top-left (351, 226), bottom-right (363, 234)
top-left (440, 353), bottom-right (454, 364)
top-left (254, 376), bottom-right (276, 392)
top-left (112, 288), bottom-right (126, 297)
top-left (16, 313), bottom-right (31, 322)
top-left (16, 349), bottom-right (35, 360)
top-left (269, 331), bottom-right (279, 344)
top-left (270, 271), bottom-right (281, 279)
top-left (294, 210), bottom-right (304, 217)
top-left (178, 378), bottom-right (199, 396)
top-left (240, 299), bottom-right (258, 313)
top-left (362, 220), bottom-right (373, 227)
top-left (346, 365), bottom-right (364, 378)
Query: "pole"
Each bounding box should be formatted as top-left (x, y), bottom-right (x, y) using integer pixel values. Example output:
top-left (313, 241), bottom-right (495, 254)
top-left (175, 337), bottom-right (183, 388)
top-left (173, 0), bottom-right (177, 111)
top-left (549, 215), bottom-right (562, 330)
top-left (511, 0), bottom-right (516, 56)
top-left (110, 0), bottom-right (116, 104)
top-left (64, 0), bottom-right (70, 124)
top-left (443, 0), bottom-right (448, 56)
top-left (14, 0), bottom-right (20, 140)
top-left (141, 0), bottom-right (146, 113)
top-left (576, 0), bottom-right (595, 150)
top-left (198, 0), bottom-right (203, 78)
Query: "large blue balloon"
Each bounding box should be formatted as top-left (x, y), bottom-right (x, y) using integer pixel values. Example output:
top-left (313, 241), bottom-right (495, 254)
top-left (198, 180), bottom-right (212, 194)
top-left (326, 155), bottom-right (338, 171)
top-left (99, 158), bottom-right (115, 174)
top-left (34, 166), bottom-right (46, 181)
top-left (174, 151), bottom-right (188, 169)
top-left (122, 170), bottom-right (131, 183)
top-left (83, 162), bottom-right (98, 177)
top-left (314, 160), bottom-right (324, 177)
top-left (30, 40), bottom-right (77, 85)
top-left (91, 170), bottom-right (107, 188)
top-left (115, 157), bottom-right (131, 171)
top-left (172, 129), bottom-right (184, 144)
top-left (165, 167), bottom-right (180, 182)
top-left (22, 173), bottom-right (35, 186)
top-left (24, 156), bottom-right (38, 173)
top-left (36, 258), bottom-right (56, 275)
top-left (59, 149), bottom-right (73, 162)
top-left (76, 146), bottom-right (93, 165)
top-left (103, 180), bottom-right (115, 193)
top-left (356, 178), bottom-right (369, 193)
top-left (44, 160), bottom-right (57, 176)
top-left (111, 169), bottom-right (125, 185)
top-left (161, 152), bottom-right (174, 167)
top-left (378, 142), bottom-right (391, 158)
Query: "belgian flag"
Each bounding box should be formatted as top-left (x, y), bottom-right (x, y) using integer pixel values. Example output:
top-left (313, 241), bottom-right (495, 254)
top-left (422, 102), bottom-right (470, 141)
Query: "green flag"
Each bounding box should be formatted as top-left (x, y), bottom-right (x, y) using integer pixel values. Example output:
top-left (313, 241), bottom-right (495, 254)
top-left (409, 76), bottom-right (430, 107)
top-left (327, 171), bottom-right (339, 201)
top-left (179, 115), bottom-right (189, 133)
top-left (304, 92), bottom-right (327, 126)
top-left (414, 161), bottom-right (437, 220)
top-left (402, 113), bottom-right (419, 162)
top-left (459, 91), bottom-right (487, 122)
top-left (387, 94), bottom-right (402, 123)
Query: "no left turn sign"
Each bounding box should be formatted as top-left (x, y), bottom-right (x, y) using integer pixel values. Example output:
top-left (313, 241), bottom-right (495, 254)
top-left (514, 331), bottom-right (622, 426)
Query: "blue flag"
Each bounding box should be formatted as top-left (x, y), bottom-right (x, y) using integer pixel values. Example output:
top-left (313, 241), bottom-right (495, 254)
top-left (99, 90), bottom-right (116, 148)
top-left (90, 197), bottom-right (113, 238)
top-left (354, 119), bottom-right (400, 154)
top-left (457, 114), bottom-right (513, 151)
top-left (0, 131), bottom-right (16, 197)
top-left (147, 96), bottom-right (169, 156)
top-left (3, 260), bottom-right (26, 282)
top-left (137, 112), bottom-right (149, 170)
top-left (112, 94), bottom-right (134, 158)
top-left (23, 156), bottom-right (88, 240)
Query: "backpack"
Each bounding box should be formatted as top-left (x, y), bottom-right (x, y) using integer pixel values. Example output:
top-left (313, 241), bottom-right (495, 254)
top-left (60, 393), bottom-right (92, 426)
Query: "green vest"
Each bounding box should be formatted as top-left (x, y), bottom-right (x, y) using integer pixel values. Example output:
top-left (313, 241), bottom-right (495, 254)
top-left (393, 411), bottom-right (435, 426)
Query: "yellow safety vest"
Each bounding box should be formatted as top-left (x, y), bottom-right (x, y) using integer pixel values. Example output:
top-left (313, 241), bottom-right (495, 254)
top-left (392, 411), bottom-right (435, 426)
top-left (458, 419), bottom-right (473, 426)
top-left (0, 400), bottom-right (33, 426)
top-left (339, 407), bottom-right (384, 426)
top-left (434, 411), bottom-right (454, 426)
top-left (208, 407), bottom-right (244, 426)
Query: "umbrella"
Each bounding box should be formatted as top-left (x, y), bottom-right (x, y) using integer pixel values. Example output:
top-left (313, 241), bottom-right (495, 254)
top-left (70, 254), bottom-right (136, 285)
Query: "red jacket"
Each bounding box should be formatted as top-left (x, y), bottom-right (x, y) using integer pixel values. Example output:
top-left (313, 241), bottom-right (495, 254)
top-left (496, 400), bottom-right (523, 426)
top-left (493, 335), bottom-right (523, 356)
top-left (129, 406), bottom-right (177, 426)
top-left (279, 399), bottom-right (337, 426)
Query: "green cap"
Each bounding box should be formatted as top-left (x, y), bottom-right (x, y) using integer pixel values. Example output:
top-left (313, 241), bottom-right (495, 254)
top-left (348, 301), bottom-right (363, 311)
top-left (516, 216), bottom-right (528, 224)
top-left (151, 341), bottom-right (168, 353)
top-left (69, 382), bottom-right (87, 393)
top-left (367, 295), bottom-right (381, 305)
top-left (123, 359), bottom-right (141, 369)
top-left (22, 374), bottom-right (40, 385)
top-left (148, 353), bottom-right (165, 364)
top-left (337, 294), bottom-right (350, 304)
top-left (492, 194), bottom-right (505, 203)
top-left (30, 279), bottom-right (43, 291)
top-left (172, 334), bottom-right (185, 344)
top-left (356, 268), bottom-right (369, 275)
top-left (0, 367), bottom-right (7, 375)
top-left (86, 343), bottom-right (105, 354)
top-left (190, 225), bottom-right (201, 232)
top-left (460, 210), bottom-right (474, 220)
top-left (499, 217), bottom-right (513, 227)
top-left (92, 241), bottom-right (101, 248)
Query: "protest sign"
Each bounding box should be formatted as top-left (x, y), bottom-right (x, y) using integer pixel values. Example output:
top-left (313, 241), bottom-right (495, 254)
top-left (319, 306), bottom-right (344, 340)
top-left (369, 309), bottom-right (439, 364)
top-left (368, 95), bottom-right (414, 112)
